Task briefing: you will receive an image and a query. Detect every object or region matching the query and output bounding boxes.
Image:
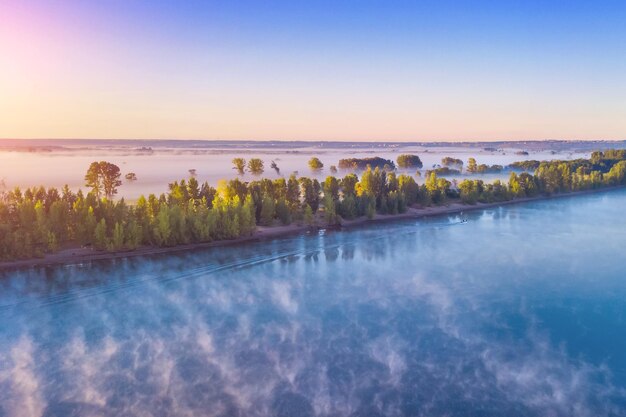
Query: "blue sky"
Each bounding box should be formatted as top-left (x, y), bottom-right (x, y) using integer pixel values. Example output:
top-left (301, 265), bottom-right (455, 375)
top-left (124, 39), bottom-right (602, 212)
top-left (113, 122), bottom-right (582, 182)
top-left (1, 0), bottom-right (625, 140)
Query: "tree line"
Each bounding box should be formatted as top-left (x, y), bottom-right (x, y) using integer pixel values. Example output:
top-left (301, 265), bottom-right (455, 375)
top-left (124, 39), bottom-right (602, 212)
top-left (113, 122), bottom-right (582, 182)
top-left (1, 150), bottom-right (625, 261)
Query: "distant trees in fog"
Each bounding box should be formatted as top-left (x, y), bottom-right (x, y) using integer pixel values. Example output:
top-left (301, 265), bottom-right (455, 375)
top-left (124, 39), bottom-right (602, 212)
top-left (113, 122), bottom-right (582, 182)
top-left (232, 158), bottom-right (246, 175)
top-left (467, 158), bottom-right (478, 173)
top-left (1, 150), bottom-right (626, 261)
top-left (270, 161), bottom-right (280, 175)
top-left (338, 157), bottom-right (395, 170)
top-left (396, 154), bottom-right (423, 169)
top-left (465, 158), bottom-right (503, 174)
top-left (509, 160), bottom-right (541, 171)
top-left (441, 157), bottom-right (463, 167)
top-left (425, 167), bottom-right (461, 176)
top-left (308, 157), bottom-right (324, 170)
top-left (247, 158), bottom-right (264, 175)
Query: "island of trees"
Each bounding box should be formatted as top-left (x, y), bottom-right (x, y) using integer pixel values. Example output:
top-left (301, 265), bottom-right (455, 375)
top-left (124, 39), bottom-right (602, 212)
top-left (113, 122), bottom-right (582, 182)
top-left (426, 167), bottom-right (461, 176)
top-left (338, 157), bottom-right (395, 170)
top-left (396, 154), bottom-right (423, 169)
top-left (1, 150), bottom-right (625, 262)
top-left (308, 157), bottom-right (324, 170)
top-left (441, 157), bottom-right (463, 168)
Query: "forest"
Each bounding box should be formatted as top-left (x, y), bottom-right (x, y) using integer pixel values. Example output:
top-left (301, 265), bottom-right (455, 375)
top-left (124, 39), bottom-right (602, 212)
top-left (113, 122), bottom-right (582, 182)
top-left (0, 150), bottom-right (625, 261)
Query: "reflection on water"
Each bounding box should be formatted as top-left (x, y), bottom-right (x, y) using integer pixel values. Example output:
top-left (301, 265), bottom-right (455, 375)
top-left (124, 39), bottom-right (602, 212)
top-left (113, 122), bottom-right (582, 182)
top-left (1, 190), bottom-right (626, 416)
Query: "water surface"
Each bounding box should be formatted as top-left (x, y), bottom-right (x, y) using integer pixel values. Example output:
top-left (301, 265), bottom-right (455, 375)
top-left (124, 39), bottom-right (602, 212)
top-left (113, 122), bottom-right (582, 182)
top-left (1, 190), bottom-right (626, 416)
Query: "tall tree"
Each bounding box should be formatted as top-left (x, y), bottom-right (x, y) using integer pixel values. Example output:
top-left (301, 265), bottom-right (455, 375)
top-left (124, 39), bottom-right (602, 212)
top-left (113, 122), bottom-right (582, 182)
top-left (85, 162), bottom-right (102, 198)
top-left (85, 161), bottom-right (122, 199)
top-left (467, 158), bottom-right (478, 173)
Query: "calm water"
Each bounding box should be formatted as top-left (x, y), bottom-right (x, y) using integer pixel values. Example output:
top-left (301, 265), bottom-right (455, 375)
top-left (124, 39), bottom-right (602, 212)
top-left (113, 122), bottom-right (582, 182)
top-left (1, 190), bottom-right (626, 417)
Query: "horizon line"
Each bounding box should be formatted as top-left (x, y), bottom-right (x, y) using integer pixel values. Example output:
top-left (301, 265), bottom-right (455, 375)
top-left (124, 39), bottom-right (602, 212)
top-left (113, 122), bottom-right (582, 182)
top-left (2, 138), bottom-right (626, 144)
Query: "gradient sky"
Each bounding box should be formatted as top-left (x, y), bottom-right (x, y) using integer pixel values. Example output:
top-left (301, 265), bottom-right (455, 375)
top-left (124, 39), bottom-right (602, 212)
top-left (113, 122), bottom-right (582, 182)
top-left (1, 0), bottom-right (626, 141)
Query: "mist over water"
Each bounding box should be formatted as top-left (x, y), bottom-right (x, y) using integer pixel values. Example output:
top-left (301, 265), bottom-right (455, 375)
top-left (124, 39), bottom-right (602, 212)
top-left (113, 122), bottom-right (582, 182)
top-left (1, 190), bottom-right (626, 416)
top-left (0, 146), bottom-right (583, 200)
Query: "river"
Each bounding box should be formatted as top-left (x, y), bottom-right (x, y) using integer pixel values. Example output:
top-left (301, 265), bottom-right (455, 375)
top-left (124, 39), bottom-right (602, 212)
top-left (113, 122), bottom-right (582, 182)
top-left (1, 189), bottom-right (625, 416)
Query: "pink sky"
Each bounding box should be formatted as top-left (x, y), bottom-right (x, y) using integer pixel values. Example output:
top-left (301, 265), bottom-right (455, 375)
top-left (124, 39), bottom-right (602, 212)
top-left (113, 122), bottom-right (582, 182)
top-left (1, 1), bottom-right (625, 141)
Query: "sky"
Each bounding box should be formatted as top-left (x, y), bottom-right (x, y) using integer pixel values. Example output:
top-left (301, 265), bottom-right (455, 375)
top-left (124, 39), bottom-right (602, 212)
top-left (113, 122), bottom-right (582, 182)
top-left (1, 0), bottom-right (626, 142)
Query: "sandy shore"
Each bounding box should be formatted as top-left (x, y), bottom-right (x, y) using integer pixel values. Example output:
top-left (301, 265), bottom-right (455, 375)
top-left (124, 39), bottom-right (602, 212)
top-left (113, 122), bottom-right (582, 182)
top-left (1, 186), bottom-right (623, 272)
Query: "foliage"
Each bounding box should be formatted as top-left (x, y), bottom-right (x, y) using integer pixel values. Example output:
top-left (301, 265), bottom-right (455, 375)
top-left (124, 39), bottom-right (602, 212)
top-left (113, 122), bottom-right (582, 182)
top-left (308, 157), bottom-right (324, 170)
top-left (441, 157), bottom-right (463, 167)
top-left (232, 158), bottom-right (246, 175)
top-left (2, 150), bottom-right (626, 262)
top-left (425, 167), bottom-right (461, 176)
top-left (508, 160), bottom-right (541, 171)
top-left (338, 157), bottom-right (395, 170)
top-left (396, 154), bottom-right (423, 169)
top-left (85, 161), bottom-right (122, 199)
top-left (475, 164), bottom-right (503, 174)
top-left (247, 158), bottom-right (264, 175)
top-left (466, 158), bottom-right (503, 174)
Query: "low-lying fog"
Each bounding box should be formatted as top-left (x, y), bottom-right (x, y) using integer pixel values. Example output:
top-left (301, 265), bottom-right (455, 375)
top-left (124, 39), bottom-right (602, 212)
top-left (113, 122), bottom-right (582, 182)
top-left (0, 143), bottom-right (588, 200)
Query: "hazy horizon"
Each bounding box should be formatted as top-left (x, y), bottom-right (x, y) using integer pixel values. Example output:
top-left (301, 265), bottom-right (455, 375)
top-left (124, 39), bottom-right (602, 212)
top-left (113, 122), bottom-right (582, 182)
top-left (2, 1), bottom-right (626, 142)
top-left (1, 138), bottom-right (626, 144)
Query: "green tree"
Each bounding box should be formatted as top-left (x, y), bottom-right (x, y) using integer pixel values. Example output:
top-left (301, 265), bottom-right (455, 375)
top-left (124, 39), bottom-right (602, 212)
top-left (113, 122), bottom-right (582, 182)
top-left (441, 157), bottom-right (463, 167)
top-left (247, 158), bottom-right (264, 175)
top-left (398, 174), bottom-right (419, 205)
top-left (109, 222), bottom-right (125, 251)
top-left (458, 179), bottom-right (480, 204)
top-left (308, 157), bottom-right (324, 170)
top-left (299, 177), bottom-right (320, 212)
top-left (241, 195), bottom-right (256, 235)
top-left (323, 176), bottom-right (340, 202)
top-left (101, 162), bottom-right (122, 199)
top-left (396, 154), bottom-right (423, 169)
top-left (338, 194), bottom-right (357, 219)
top-left (339, 174), bottom-right (356, 197)
top-left (84, 162), bottom-right (102, 198)
top-left (467, 158), bottom-right (477, 173)
top-left (323, 195), bottom-right (339, 225)
top-left (232, 158), bottom-right (246, 175)
top-left (425, 172), bottom-right (450, 204)
top-left (508, 172), bottom-right (523, 198)
top-left (85, 161), bottom-right (122, 199)
top-left (286, 174), bottom-right (301, 212)
top-left (125, 221), bottom-right (143, 249)
top-left (260, 196), bottom-right (275, 226)
top-left (303, 205), bottom-right (314, 226)
top-left (187, 177), bottom-right (200, 201)
top-left (154, 206), bottom-right (171, 246)
top-left (94, 218), bottom-right (108, 250)
top-left (275, 199), bottom-right (291, 225)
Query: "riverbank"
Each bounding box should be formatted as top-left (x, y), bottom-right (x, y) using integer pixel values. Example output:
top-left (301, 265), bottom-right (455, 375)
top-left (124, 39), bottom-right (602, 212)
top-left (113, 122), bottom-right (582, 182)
top-left (1, 186), bottom-right (623, 272)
